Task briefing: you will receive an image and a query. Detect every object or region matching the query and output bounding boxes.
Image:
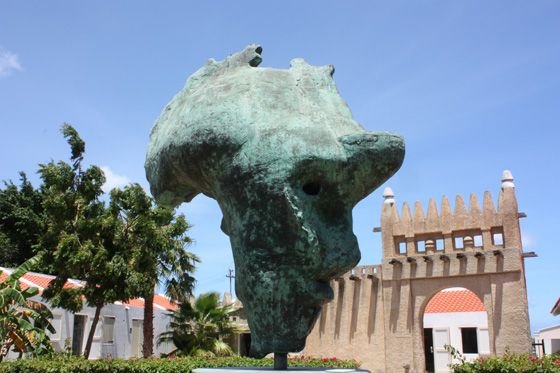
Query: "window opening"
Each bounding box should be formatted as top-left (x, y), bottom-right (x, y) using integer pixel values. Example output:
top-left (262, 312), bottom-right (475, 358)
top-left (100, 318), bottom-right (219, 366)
top-left (454, 236), bottom-right (464, 250)
top-left (395, 238), bottom-right (407, 255)
top-left (461, 327), bottom-right (479, 353)
top-left (492, 232), bottom-right (504, 246)
top-left (473, 234), bottom-right (483, 248)
top-left (102, 316), bottom-right (116, 344)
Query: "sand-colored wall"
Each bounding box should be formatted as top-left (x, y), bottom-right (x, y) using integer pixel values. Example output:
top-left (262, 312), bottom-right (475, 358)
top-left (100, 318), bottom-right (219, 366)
top-left (304, 180), bottom-right (532, 372)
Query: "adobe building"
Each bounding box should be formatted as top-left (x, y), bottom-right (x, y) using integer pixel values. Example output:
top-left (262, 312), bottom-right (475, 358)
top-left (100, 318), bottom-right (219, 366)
top-left (303, 170), bottom-right (533, 372)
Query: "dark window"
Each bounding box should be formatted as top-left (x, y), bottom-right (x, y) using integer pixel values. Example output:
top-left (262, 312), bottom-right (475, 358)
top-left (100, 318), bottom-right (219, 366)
top-left (461, 327), bottom-right (478, 353)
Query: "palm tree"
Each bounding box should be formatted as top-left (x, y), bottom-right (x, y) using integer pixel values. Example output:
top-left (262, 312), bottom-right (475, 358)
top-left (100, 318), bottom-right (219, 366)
top-left (142, 229), bottom-right (199, 358)
top-left (0, 255), bottom-right (55, 361)
top-left (109, 184), bottom-right (199, 357)
top-left (158, 292), bottom-right (237, 357)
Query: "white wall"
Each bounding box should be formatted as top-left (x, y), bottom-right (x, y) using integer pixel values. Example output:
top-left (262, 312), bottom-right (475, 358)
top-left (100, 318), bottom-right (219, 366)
top-left (424, 311), bottom-right (490, 368)
top-left (534, 324), bottom-right (560, 357)
top-left (3, 296), bottom-right (175, 360)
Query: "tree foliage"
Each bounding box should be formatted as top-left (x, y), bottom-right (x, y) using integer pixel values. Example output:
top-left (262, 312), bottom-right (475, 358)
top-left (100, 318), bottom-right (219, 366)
top-left (159, 292), bottom-right (237, 357)
top-left (0, 255), bottom-right (55, 361)
top-left (1, 124), bottom-right (199, 359)
top-left (36, 124), bottom-right (140, 358)
top-left (0, 174), bottom-right (44, 267)
top-left (109, 184), bottom-right (199, 357)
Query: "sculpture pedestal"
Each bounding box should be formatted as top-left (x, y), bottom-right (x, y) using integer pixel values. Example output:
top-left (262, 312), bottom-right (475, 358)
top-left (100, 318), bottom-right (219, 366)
top-left (193, 368), bottom-right (369, 373)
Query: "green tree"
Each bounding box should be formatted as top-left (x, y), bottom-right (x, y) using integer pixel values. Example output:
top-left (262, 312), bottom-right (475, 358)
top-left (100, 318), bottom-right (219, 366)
top-left (37, 124), bottom-right (139, 359)
top-left (0, 255), bottom-right (55, 361)
top-left (109, 184), bottom-right (199, 357)
top-left (0, 174), bottom-right (44, 267)
top-left (158, 292), bottom-right (237, 357)
top-left (1, 124), bottom-right (199, 359)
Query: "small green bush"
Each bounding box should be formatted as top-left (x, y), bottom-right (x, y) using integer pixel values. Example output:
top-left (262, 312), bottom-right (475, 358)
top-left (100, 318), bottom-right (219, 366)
top-left (0, 355), bottom-right (360, 373)
top-left (450, 352), bottom-right (560, 373)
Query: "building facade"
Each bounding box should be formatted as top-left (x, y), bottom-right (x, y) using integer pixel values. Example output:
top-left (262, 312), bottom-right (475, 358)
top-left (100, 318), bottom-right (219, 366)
top-left (423, 288), bottom-right (491, 372)
top-left (304, 171), bottom-right (532, 372)
top-left (533, 324), bottom-right (560, 357)
top-left (0, 269), bottom-right (176, 360)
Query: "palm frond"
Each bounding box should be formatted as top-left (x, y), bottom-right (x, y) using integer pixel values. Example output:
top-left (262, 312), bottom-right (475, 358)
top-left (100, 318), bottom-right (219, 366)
top-left (0, 288), bottom-right (26, 306)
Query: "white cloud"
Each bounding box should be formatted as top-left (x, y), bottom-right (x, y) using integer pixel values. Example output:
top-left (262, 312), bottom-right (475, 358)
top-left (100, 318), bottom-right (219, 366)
top-left (0, 47), bottom-right (22, 77)
top-left (100, 166), bottom-right (131, 193)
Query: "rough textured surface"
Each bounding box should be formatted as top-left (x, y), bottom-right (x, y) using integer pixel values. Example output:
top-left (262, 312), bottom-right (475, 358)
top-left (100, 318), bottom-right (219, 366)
top-left (304, 178), bottom-right (532, 372)
top-left (145, 45), bottom-right (405, 357)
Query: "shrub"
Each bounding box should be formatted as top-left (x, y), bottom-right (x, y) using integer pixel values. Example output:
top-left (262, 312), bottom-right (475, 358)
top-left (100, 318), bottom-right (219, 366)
top-left (450, 352), bottom-right (560, 373)
top-left (0, 355), bottom-right (360, 373)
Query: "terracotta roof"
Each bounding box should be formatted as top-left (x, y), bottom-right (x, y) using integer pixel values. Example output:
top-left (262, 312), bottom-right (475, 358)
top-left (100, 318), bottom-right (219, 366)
top-left (153, 294), bottom-right (178, 311)
top-left (1, 267), bottom-right (177, 311)
top-left (0, 268), bottom-right (31, 291)
top-left (425, 289), bottom-right (485, 313)
top-left (123, 298), bottom-right (145, 308)
top-left (0, 272), bottom-right (9, 283)
top-left (122, 295), bottom-right (178, 311)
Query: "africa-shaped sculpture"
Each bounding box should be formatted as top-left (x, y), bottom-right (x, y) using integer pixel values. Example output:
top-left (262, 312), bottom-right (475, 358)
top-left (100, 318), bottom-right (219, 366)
top-left (145, 45), bottom-right (405, 362)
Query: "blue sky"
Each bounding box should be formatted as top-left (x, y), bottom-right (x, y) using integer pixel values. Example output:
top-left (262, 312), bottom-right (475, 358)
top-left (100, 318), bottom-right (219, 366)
top-left (1, 1), bottom-right (559, 333)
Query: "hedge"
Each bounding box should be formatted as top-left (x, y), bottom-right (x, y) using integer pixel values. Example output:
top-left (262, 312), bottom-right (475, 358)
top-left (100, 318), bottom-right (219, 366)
top-left (0, 355), bottom-right (360, 373)
top-left (450, 353), bottom-right (560, 373)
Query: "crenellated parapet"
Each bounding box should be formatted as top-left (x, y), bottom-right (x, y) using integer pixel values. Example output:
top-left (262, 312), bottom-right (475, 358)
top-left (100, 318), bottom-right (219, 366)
top-left (305, 170), bottom-right (532, 371)
top-left (380, 170), bottom-right (524, 279)
top-left (336, 264), bottom-right (383, 281)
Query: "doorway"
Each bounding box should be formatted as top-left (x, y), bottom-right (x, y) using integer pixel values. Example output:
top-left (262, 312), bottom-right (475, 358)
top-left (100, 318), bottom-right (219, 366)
top-left (239, 333), bottom-right (251, 356)
top-left (72, 314), bottom-right (87, 356)
top-left (432, 328), bottom-right (452, 372)
top-left (424, 328), bottom-right (435, 372)
top-left (423, 287), bottom-right (489, 372)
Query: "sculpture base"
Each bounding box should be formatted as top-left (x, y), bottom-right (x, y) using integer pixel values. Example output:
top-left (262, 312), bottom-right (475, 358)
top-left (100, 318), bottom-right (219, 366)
top-left (193, 368), bottom-right (369, 373)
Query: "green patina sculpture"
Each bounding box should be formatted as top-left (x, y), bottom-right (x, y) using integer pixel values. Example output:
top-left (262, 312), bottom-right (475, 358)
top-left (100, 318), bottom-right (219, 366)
top-left (145, 45), bottom-right (404, 359)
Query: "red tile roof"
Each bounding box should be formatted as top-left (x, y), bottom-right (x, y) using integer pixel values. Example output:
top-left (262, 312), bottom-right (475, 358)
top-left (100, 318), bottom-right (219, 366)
top-left (1, 267), bottom-right (177, 311)
top-left (122, 295), bottom-right (178, 311)
top-left (0, 269), bottom-right (31, 290)
top-left (425, 289), bottom-right (485, 313)
top-left (123, 298), bottom-right (145, 308)
top-left (0, 270), bottom-right (83, 294)
top-left (154, 294), bottom-right (178, 311)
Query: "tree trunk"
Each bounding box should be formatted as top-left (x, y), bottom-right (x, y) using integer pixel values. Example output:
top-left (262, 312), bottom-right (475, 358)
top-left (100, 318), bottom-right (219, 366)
top-left (83, 303), bottom-right (102, 359)
top-left (142, 291), bottom-right (154, 358)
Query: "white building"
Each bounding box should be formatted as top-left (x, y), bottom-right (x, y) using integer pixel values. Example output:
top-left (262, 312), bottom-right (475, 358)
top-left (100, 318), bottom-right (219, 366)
top-left (533, 324), bottom-right (560, 357)
top-left (1, 268), bottom-right (177, 359)
top-left (423, 288), bottom-right (491, 373)
top-left (532, 298), bottom-right (560, 357)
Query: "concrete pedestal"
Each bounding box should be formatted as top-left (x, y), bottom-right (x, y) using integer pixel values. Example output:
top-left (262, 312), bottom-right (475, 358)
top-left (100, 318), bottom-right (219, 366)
top-left (194, 368), bottom-right (369, 373)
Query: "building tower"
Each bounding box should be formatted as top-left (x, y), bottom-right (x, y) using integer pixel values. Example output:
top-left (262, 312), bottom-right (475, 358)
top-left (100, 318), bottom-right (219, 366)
top-left (305, 171), bottom-right (533, 372)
